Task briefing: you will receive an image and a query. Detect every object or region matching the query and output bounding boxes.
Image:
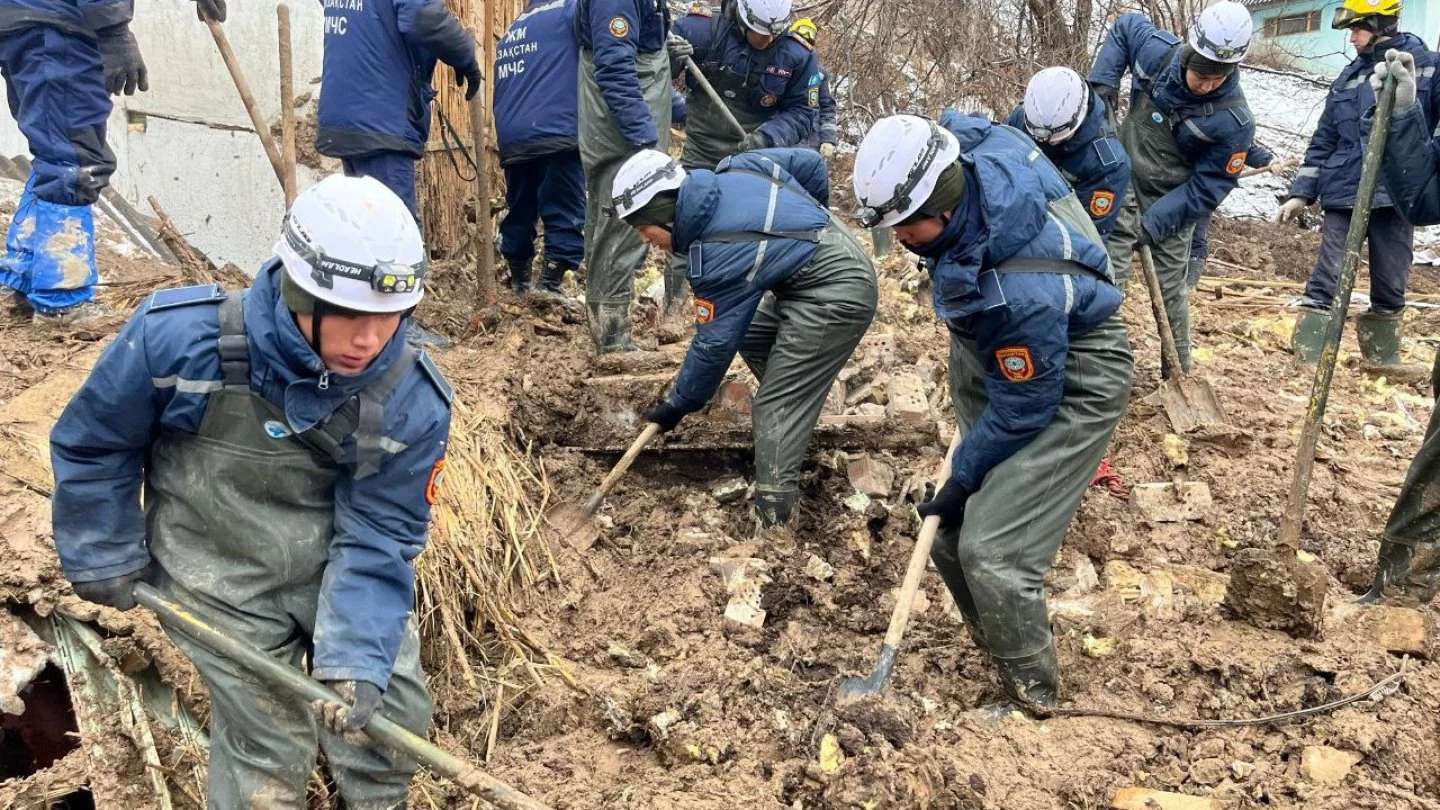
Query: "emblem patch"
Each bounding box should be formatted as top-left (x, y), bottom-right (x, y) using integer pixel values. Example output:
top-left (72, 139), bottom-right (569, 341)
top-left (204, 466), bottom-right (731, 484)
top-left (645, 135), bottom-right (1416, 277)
top-left (995, 346), bottom-right (1035, 382)
top-left (695, 297), bottom-right (716, 324)
top-left (760, 93), bottom-right (777, 107)
top-left (1151, 111), bottom-right (1164, 124)
top-left (425, 458), bottom-right (447, 506)
top-left (764, 65), bottom-right (793, 78)
top-left (607, 16), bottom-right (629, 37)
top-left (1226, 151), bottom-right (1247, 174)
top-left (1089, 190), bottom-right (1115, 218)
top-left (807, 86), bottom-right (819, 108)
top-left (263, 420), bottom-right (293, 439)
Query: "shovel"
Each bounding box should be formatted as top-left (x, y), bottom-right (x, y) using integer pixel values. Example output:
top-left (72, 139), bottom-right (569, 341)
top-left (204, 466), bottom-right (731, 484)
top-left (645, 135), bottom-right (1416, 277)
top-left (682, 57), bottom-right (748, 140)
top-left (132, 583), bottom-right (555, 810)
top-left (838, 428), bottom-right (963, 704)
top-left (1138, 244), bottom-right (1227, 431)
top-left (545, 422), bottom-right (662, 548)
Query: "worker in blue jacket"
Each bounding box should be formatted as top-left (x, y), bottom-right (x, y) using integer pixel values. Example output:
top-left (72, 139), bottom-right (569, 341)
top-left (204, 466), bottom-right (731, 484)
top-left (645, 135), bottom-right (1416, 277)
top-left (1090, 2), bottom-right (1255, 377)
top-left (317, 0), bottom-right (481, 217)
top-left (494, 0), bottom-right (584, 297)
top-left (1188, 141), bottom-right (1273, 290)
top-left (661, 0), bottom-right (819, 321)
top-left (1276, 0), bottom-right (1440, 366)
top-left (576, 0), bottom-right (671, 354)
top-left (611, 147), bottom-right (875, 529)
top-left (49, 176), bottom-right (451, 809)
top-left (1005, 66), bottom-right (1131, 239)
top-left (0, 0), bottom-right (172, 326)
top-left (852, 112), bottom-right (1132, 709)
top-left (671, 84), bottom-right (688, 126)
top-left (789, 18), bottom-right (836, 157)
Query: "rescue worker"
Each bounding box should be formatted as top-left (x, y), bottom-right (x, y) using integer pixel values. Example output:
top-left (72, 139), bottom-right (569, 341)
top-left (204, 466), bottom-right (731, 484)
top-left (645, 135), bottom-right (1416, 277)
top-left (317, 0), bottom-right (482, 217)
top-left (789, 17), bottom-right (837, 158)
top-left (1188, 141), bottom-right (1273, 290)
top-left (49, 175), bottom-right (452, 808)
top-left (1089, 1), bottom-right (1255, 376)
top-left (1377, 48), bottom-right (1440, 222)
top-left (0, 0), bottom-right (178, 325)
top-left (613, 147), bottom-right (876, 529)
top-left (494, 0), bottom-right (584, 296)
top-left (662, 0), bottom-right (820, 320)
top-left (576, 0), bottom-right (671, 354)
top-left (672, 84), bottom-right (688, 127)
top-left (852, 113), bottom-right (1131, 708)
top-left (1275, 0), bottom-right (1440, 366)
top-left (1005, 66), bottom-right (1131, 239)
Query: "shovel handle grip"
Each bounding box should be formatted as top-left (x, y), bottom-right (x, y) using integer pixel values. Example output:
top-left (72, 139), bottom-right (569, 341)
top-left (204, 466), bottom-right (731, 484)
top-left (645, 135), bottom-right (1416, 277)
top-left (881, 428), bottom-right (964, 648)
top-left (684, 58), bottom-right (749, 141)
top-left (1137, 245), bottom-right (1186, 377)
top-left (582, 423), bottom-right (662, 516)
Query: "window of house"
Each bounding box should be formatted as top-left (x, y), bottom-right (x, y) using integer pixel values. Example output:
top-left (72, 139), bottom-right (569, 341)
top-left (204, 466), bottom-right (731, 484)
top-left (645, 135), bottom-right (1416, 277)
top-left (1263, 10), bottom-right (1322, 37)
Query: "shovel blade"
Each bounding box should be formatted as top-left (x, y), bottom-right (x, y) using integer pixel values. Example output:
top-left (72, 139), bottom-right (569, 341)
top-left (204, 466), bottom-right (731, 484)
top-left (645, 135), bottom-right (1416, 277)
top-left (1157, 376), bottom-right (1226, 432)
top-left (545, 501), bottom-right (599, 550)
top-left (836, 644), bottom-right (896, 705)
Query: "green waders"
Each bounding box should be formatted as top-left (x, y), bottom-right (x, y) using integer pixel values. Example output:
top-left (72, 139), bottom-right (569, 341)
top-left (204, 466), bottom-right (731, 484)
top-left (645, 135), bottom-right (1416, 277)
top-left (145, 295), bottom-right (431, 810)
top-left (1370, 351), bottom-right (1440, 600)
top-left (578, 48), bottom-right (672, 353)
top-left (1108, 89), bottom-right (1200, 376)
top-left (737, 219), bottom-right (877, 528)
top-left (930, 312), bottom-right (1132, 702)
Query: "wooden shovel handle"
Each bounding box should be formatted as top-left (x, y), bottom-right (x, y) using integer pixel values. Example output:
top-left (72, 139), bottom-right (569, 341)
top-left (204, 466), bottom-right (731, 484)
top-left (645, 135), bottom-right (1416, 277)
top-left (1137, 245), bottom-right (1186, 379)
top-left (882, 428), bottom-right (964, 649)
top-left (582, 423), bottom-right (662, 516)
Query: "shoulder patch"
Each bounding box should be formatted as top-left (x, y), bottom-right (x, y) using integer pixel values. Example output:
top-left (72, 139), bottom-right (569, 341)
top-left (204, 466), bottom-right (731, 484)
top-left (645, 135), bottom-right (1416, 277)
top-left (807, 85), bottom-right (819, 108)
top-left (1089, 190), bottom-right (1116, 218)
top-left (1226, 151), bottom-right (1247, 175)
top-left (425, 457), bottom-right (447, 506)
top-left (995, 346), bottom-right (1035, 382)
top-left (687, 2), bottom-right (712, 17)
top-left (695, 297), bottom-right (715, 324)
top-left (148, 283), bottom-right (226, 313)
top-left (607, 15), bottom-right (629, 37)
top-left (417, 351), bottom-right (454, 406)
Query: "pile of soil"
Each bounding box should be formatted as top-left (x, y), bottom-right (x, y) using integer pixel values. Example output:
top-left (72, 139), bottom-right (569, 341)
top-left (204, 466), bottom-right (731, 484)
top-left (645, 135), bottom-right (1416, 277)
top-left (3, 205), bottom-right (1440, 810)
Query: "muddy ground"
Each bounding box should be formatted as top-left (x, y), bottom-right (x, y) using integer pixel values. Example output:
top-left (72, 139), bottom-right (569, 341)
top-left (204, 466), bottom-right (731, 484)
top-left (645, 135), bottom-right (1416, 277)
top-left (4, 206), bottom-right (1440, 810)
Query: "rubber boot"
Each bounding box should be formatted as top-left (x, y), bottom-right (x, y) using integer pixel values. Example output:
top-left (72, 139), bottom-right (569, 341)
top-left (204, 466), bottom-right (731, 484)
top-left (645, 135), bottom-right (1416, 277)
top-left (536, 258), bottom-right (572, 296)
top-left (1358, 539), bottom-right (1415, 604)
top-left (588, 301), bottom-right (636, 354)
top-left (1185, 257), bottom-right (1204, 292)
top-left (507, 257), bottom-right (533, 294)
top-left (755, 489), bottom-right (797, 532)
top-left (1357, 310), bottom-right (1403, 366)
top-left (992, 641), bottom-right (1059, 710)
top-left (1290, 306), bottom-right (1330, 365)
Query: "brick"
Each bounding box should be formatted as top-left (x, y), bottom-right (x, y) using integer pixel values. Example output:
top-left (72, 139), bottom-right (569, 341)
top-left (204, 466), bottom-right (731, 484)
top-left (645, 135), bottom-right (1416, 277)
top-left (716, 380), bottom-right (752, 415)
top-left (1130, 482), bottom-right (1212, 523)
top-left (1300, 746), bottom-right (1361, 784)
top-left (885, 374), bottom-right (931, 424)
top-left (1111, 787), bottom-right (1220, 810)
top-left (846, 454), bottom-right (896, 498)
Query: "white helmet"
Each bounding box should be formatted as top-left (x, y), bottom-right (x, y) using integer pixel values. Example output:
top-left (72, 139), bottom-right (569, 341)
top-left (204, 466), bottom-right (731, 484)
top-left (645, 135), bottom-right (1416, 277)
top-left (852, 115), bottom-right (961, 228)
top-left (275, 174), bottom-right (426, 313)
top-left (610, 149), bottom-right (687, 220)
top-left (1189, 1), bottom-right (1253, 64)
top-left (1022, 67), bottom-right (1091, 145)
top-left (735, 0), bottom-right (791, 36)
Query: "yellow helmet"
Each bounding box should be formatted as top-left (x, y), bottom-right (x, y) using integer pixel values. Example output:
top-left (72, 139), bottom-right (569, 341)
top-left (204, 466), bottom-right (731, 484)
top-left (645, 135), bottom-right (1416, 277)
top-left (1332, 0), bottom-right (1401, 30)
top-left (791, 17), bottom-right (817, 45)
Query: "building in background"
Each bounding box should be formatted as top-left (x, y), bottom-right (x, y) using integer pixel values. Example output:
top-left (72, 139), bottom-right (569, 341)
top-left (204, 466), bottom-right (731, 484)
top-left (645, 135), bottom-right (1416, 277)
top-left (1243, 0), bottom-right (1440, 76)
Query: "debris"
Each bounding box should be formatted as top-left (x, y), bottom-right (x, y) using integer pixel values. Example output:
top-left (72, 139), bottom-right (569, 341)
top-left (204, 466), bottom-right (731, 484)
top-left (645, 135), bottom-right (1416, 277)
top-left (1300, 745), bottom-right (1361, 784)
top-left (1130, 482), bottom-right (1212, 522)
top-left (715, 380), bottom-right (752, 416)
top-left (846, 453), bottom-right (896, 498)
top-left (818, 733), bottom-right (843, 774)
top-left (1110, 787), bottom-right (1221, 810)
top-left (1, 610), bottom-right (52, 716)
top-left (803, 554), bottom-right (835, 581)
top-left (1071, 558), bottom-right (1100, 595)
top-left (1162, 433), bottom-right (1190, 467)
top-left (1224, 548), bottom-right (1327, 639)
top-left (708, 556), bottom-right (771, 630)
top-left (1189, 757), bottom-right (1229, 785)
top-left (1083, 634), bottom-right (1117, 658)
top-left (606, 643), bottom-right (648, 669)
top-left (646, 709), bottom-right (681, 741)
top-left (843, 490), bottom-right (871, 513)
top-left (885, 374), bottom-right (931, 424)
top-left (710, 477), bottom-right (750, 504)
top-left (1328, 602), bottom-right (1430, 655)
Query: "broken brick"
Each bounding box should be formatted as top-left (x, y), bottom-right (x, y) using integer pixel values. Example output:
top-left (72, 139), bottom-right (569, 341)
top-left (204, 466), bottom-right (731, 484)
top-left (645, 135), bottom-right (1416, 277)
top-left (885, 374), bottom-right (930, 424)
top-left (715, 380), bottom-right (751, 415)
top-left (1110, 787), bottom-right (1220, 810)
top-left (1300, 746), bottom-right (1360, 784)
top-left (846, 454), bottom-right (896, 498)
top-left (1130, 482), bottom-right (1212, 523)
top-left (1329, 602), bottom-right (1429, 655)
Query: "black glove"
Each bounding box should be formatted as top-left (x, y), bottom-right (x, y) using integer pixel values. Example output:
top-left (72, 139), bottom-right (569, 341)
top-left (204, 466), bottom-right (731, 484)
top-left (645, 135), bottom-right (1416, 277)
top-left (916, 478), bottom-right (970, 529)
top-left (455, 62), bottom-right (483, 101)
top-left (194, 0), bottom-right (226, 22)
top-left (644, 401), bottom-right (687, 432)
top-left (314, 680), bottom-right (382, 736)
top-left (1091, 83), bottom-right (1120, 114)
top-left (667, 32), bottom-right (694, 62)
top-left (1135, 224), bottom-right (1156, 247)
top-left (72, 569), bottom-right (146, 611)
top-left (737, 131), bottom-right (768, 152)
top-left (97, 25), bottom-right (148, 96)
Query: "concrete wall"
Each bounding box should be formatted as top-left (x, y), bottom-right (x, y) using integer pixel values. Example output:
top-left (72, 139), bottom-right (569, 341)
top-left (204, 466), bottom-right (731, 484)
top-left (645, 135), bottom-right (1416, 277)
top-left (1250, 0), bottom-right (1354, 77)
top-left (0, 0), bottom-right (329, 273)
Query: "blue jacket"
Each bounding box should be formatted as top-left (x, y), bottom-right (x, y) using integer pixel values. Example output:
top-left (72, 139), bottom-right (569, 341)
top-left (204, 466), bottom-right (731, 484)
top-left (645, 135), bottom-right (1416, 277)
top-left (49, 265), bottom-right (452, 690)
top-left (1089, 13), bottom-right (1255, 241)
top-left (317, 0), bottom-right (479, 160)
top-left (494, 0), bottom-right (579, 165)
top-left (1374, 99), bottom-right (1440, 225)
top-left (671, 3), bottom-right (820, 148)
top-left (1291, 33), bottom-right (1440, 209)
top-left (1004, 91), bottom-right (1131, 237)
top-left (577, 0), bottom-right (668, 149)
top-left (665, 148), bottom-right (831, 412)
top-left (1248, 141), bottom-right (1274, 168)
top-left (919, 111), bottom-right (1121, 493)
top-left (671, 85), bottom-right (687, 125)
top-left (0, 0), bottom-right (130, 38)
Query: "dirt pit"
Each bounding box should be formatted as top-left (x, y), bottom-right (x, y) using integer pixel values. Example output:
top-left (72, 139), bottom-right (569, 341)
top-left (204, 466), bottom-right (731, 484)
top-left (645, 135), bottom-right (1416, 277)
top-left (3, 209), bottom-right (1440, 810)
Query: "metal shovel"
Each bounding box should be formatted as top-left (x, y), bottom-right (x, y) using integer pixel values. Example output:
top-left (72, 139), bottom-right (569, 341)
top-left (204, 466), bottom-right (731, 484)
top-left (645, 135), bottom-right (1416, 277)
top-left (838, 429), bottom-right (962, 704)
top-left (1138, 244), bottom-right (1227, 431)
top-left (132, 583), bottom-right (554, 810)
top-left (682, 57), bottom-right (748, 140)
top-left (545, 422), bottom-right (662, 549)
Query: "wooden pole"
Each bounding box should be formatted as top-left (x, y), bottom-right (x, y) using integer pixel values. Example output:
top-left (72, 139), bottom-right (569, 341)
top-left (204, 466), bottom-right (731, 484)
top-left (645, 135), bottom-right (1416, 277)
top-left (205, 18), bottom-right (286, 189)
top-left (277, 4), bottom-right (297, 205)
top-left (469, 15), bottom-right (496, 310)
